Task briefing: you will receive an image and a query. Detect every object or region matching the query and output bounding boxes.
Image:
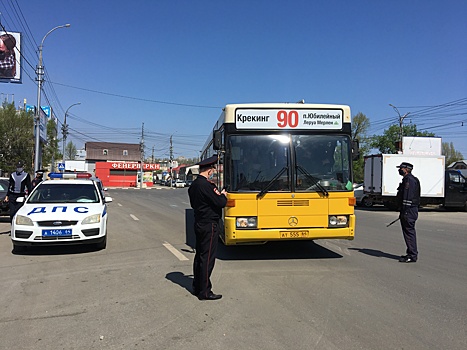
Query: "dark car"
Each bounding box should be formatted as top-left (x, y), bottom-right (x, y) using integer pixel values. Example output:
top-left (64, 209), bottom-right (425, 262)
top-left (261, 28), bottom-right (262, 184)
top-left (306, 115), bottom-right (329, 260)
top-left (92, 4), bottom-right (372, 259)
top-left (0, 178), bottom-right (9, 216)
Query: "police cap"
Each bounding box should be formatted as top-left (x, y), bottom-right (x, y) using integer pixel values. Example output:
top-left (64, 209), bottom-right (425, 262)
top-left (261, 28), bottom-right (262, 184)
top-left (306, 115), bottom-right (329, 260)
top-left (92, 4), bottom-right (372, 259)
top-left (16, 160), bottom-right (24, 167)
top-left (197, 155), bottom-right (219, 168)
top-left (396, 162), bottom-right (413, 170)
top-left (36, 169), bottom-right (44, 175)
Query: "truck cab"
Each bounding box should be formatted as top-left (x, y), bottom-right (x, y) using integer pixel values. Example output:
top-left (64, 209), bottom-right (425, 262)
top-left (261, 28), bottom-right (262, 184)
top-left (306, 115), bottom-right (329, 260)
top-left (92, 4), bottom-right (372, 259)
top-left (444, 170), bottom-right (467, 210)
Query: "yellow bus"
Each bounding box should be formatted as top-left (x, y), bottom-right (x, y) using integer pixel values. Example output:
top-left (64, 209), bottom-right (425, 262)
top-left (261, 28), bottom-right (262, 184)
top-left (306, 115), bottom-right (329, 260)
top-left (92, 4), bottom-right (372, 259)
top-left (201, 102), bottom-right (359, 245)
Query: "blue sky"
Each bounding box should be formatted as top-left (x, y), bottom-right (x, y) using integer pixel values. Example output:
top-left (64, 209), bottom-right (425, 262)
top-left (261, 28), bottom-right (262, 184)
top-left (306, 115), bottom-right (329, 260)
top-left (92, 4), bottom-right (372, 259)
top-left (1, 0), bottom-right (466, 159)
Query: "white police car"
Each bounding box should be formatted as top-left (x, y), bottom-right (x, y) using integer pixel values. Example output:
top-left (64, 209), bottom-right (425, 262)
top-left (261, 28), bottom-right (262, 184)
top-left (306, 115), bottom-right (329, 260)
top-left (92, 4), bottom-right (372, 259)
top-left (11, 173), bottom-right (112, 253)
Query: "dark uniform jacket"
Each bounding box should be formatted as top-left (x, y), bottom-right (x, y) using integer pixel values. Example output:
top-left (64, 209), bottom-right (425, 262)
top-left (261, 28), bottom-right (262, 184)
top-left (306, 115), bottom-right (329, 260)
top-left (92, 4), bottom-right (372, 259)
top-left (396, 173), bottom-right (421, 211)
top-left (188, 175), bottom-right (227, 223)
top-left (7, 171), bottom-right (32, 196)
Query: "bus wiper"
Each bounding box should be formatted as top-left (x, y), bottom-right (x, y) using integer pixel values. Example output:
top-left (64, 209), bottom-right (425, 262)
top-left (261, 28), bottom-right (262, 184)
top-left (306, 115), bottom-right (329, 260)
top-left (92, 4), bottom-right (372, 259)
top-left (257, 167), bottom-right (288, 199)
top-left (296, 165), bottom-right (329, 197)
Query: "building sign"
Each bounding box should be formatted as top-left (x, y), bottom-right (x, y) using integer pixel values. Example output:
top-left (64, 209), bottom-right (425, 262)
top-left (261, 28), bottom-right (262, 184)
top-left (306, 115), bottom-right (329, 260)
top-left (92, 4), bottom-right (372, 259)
top-left (111, 162), bottom-right (160, 170)
top-left (235, 108), bottom-right (343, 130)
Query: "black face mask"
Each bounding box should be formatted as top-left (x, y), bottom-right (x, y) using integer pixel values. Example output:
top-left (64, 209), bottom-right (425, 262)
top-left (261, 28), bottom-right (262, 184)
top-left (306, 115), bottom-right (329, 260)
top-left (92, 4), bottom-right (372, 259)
top-left (398, 169), bottom-right (405, 176)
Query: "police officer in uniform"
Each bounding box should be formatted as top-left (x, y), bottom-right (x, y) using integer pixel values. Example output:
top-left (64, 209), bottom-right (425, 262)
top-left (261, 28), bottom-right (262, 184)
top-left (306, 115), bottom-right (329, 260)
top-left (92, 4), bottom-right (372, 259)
top-left (5, 161), bottom-right (32, 223)
top-left (31, 169), bottom-right (44, 189)
top-left (396, 162), bottom-right (420, 263)
top-left (188, 155), bottom-right (227, 300)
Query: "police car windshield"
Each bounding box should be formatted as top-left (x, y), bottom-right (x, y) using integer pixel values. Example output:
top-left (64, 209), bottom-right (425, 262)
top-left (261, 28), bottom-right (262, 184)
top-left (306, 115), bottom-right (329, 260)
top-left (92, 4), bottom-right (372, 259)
top-left (28, 183), bottom-right (100, 204)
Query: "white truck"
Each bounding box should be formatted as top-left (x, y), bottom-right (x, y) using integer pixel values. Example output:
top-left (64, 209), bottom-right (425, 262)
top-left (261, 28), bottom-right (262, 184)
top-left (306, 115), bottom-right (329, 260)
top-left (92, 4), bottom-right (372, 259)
top-left (363, 154), bottom-right (467, 210)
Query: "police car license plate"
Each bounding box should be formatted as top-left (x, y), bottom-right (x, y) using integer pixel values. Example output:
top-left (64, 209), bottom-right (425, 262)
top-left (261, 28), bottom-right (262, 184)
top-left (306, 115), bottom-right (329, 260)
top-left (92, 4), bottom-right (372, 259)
top-left (280, 230), bottom-right (309, 238)
top-left (42, 229), bottom-right (72, 237)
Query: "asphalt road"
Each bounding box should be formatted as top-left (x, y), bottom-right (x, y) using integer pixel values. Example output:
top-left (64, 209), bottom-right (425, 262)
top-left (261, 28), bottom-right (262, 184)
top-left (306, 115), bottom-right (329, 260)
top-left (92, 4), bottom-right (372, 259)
top-left (0, 188), bottom-right (466, 350)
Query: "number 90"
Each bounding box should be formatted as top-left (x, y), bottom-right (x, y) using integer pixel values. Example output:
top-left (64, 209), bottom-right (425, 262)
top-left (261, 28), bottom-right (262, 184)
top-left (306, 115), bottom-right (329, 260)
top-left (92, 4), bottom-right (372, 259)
top-left (277, 110), bottom-right (299, 128)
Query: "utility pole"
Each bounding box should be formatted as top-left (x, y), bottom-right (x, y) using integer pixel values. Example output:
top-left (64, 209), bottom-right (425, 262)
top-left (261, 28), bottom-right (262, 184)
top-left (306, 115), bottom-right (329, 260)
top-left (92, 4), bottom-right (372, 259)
top-left (34, 24), bottom-right (71, 172)
top-left (151, 146), bottom-right (154, 164)
top-left (389, 104), bottom-right (410, 153)
top-left (140, 123), bottom-right (144, 189)
top-left (62, 102), bottom-right (81, 165)
top-left (170, 135), bottom-right (173, 188)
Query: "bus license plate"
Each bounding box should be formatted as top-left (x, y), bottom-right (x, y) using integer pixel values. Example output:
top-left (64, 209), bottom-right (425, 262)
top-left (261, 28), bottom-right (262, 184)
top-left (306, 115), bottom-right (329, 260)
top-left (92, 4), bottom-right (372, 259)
top-left (280, 231), bottom-right (309, 238)
top-left (42, 229), bottom-right (72, 237)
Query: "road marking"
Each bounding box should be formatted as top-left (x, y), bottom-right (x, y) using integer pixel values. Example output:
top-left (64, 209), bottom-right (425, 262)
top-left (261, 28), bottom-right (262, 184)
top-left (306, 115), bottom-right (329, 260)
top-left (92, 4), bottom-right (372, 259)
top-left (117, 203), bottom-right (122, 207)
top-left (130, 214), bottom-right (139, 221)
top-left (163, 242), bottom-right (189, 261)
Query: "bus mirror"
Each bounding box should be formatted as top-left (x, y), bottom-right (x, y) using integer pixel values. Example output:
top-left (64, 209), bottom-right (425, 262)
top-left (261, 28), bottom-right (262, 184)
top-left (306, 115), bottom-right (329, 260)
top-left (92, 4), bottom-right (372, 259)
top-left (213, 130), bottom-right (222, 150)
top-left (351, 139), bottom-right (360, 161)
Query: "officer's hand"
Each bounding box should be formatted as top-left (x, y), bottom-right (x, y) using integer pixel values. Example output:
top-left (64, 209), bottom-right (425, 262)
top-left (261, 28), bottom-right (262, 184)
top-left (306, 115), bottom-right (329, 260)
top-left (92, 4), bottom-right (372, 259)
top-left (4, 196), bottom-right (8, 203)
top-left (221, 189), bottom-right (228, 196)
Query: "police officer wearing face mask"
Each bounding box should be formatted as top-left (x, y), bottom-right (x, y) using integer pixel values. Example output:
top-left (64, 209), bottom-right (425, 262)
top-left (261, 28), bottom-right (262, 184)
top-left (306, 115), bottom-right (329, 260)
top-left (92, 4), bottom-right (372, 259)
top-left (396, 162), bottom-right (420, 263)
top-left (188, 155), bottom-right (228, 300)
top-left (5, 161), bottom-right (32, 223)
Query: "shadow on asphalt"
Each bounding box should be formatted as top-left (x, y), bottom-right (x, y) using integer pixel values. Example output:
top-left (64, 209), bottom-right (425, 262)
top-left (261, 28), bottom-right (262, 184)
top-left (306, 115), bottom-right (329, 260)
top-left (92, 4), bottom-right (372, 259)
top-left (165, 271), bottom-right (193, 295)
top-left (217, 240), bottom-right (342, 261)
top-left (348, 247), bottom-right (400, 261)
top-left (11, 244), bottom-right (104, 256)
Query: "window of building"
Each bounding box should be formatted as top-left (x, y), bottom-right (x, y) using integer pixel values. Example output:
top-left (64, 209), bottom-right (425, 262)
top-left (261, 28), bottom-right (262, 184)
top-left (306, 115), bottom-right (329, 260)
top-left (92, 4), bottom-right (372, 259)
top-left (123, 150), bottom-right (128, 156)
top-left (103, 149), bottom-right (108, 155)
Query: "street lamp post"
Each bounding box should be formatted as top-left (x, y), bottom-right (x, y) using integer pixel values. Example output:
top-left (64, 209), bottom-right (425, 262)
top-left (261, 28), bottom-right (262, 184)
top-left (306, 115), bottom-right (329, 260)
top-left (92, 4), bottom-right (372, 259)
top-left (62, 102), bottom-right (81, 163)
top-left (389, 104), bottom-right (410, 152)
top-left (34, 24), bottom-right (70, 173)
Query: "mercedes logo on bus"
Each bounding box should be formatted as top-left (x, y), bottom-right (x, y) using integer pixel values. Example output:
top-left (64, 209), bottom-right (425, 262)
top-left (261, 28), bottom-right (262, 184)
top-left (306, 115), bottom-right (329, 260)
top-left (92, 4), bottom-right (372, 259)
top-left (288, 217), bottom-right (298, 226)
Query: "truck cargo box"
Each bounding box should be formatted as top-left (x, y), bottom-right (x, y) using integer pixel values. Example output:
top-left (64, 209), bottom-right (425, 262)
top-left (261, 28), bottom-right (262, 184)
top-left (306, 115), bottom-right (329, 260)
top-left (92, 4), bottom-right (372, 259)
top-left (364, 154), bottom-right (445, 198)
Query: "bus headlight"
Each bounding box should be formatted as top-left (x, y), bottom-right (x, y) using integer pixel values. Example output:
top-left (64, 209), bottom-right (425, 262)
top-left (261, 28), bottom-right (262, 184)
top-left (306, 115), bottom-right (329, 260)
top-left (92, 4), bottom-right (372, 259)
top-left (236, 217), bottom-right (257, 229)
top-left (328, 215), bottom-right (348, 227)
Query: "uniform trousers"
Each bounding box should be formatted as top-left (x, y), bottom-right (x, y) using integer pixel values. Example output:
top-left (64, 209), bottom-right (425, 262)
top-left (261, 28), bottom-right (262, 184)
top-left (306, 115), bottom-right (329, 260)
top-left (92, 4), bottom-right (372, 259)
top-left (193, 221), bottom-right (219, 298)
top-left (400, 207), bottom-right (418, 260)
top-left (9, 193), bottom-right (25, 223)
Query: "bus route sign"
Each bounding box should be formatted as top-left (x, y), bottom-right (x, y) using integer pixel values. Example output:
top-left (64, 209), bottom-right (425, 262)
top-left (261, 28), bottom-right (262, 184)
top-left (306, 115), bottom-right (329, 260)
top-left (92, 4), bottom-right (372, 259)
top-left (235, 108), bottom-right (343, 130)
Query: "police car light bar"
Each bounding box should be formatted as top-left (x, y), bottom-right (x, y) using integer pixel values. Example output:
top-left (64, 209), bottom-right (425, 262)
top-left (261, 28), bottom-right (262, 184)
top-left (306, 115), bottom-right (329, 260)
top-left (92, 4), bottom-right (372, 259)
top-left (48, 172), bottom-right (93, 179)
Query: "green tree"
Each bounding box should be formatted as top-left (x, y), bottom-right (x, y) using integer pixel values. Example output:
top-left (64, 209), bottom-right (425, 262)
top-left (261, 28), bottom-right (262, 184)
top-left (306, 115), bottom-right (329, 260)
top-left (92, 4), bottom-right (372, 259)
top-left (42, 118), bottom-right (61, 170)
top-left (65, 141), bottom-right (77, 161)
top-left (351, 112), bottom-right (371, 183)
top-left (370, 124), bottom-right (435, 154)
top-left (442, 142), bottom-right (463, 166)
top-left (0, 102), bottom-right (34, 173)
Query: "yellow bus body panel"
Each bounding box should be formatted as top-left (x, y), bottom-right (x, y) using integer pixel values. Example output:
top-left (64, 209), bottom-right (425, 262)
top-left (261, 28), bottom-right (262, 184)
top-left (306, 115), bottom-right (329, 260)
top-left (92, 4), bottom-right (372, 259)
top-left (223, 192), bottom-right (355, 245)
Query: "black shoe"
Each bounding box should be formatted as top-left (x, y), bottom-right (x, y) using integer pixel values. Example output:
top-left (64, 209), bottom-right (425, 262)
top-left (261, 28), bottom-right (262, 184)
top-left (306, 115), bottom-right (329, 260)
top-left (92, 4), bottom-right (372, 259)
top-left (399, 256), bottom-right (417, 263)
top-left (197, 293), bottom-right (222, 301)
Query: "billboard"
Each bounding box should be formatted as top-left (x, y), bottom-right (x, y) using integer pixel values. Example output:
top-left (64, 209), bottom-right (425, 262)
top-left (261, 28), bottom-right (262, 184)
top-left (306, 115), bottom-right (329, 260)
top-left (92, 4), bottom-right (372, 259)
top-left (0, 31), bottom-right (21, 83)
top-left (27, 104), bottom-right (50, 142)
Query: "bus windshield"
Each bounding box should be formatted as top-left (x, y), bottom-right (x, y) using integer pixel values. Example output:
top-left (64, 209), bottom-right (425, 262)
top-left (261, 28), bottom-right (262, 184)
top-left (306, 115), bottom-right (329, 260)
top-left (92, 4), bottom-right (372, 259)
top-left (228, 134), bottom-right (352, 192)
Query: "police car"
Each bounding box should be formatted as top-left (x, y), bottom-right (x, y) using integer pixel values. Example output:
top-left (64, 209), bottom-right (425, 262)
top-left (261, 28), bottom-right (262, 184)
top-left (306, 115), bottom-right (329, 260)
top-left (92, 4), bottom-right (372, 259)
top-left (11, 173), bottom-right (112, 253)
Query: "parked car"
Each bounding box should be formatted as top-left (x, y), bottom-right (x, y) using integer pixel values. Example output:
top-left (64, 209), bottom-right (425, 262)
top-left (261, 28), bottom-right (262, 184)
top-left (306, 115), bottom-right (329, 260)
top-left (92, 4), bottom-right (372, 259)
top-left (174, 180), bottom-right (186, 188)
top-left (0, 178), bottom-right (9, 216)
top-left (354, 184), bottom-right (374, 207)
top-left (10, 173), bottom-right (112, 253)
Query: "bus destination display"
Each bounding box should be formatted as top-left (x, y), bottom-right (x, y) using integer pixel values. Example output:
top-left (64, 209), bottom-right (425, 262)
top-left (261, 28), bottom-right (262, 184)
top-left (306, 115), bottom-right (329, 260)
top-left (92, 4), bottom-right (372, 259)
top-left (235, 109), bottom-right (343, 130)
